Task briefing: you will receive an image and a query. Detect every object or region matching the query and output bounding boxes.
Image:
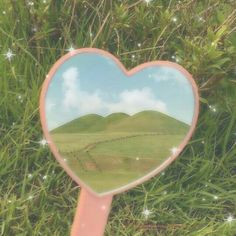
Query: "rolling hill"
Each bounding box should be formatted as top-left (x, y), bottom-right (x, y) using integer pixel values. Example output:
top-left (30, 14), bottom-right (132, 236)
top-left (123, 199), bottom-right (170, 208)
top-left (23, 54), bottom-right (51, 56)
top-left (51, 114), bottom-right (103, 133)
top-left (106, 111), bottom-right (189, 133)
top-left (51, 110), bottom-right (190, 134)
top-left (89, 112), bottom-right (129, 131)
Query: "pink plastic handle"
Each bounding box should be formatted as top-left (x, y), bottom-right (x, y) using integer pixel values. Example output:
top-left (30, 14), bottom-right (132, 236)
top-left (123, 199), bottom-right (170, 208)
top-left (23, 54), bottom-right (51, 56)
top-left (71, 188), bottom-right (113, 236)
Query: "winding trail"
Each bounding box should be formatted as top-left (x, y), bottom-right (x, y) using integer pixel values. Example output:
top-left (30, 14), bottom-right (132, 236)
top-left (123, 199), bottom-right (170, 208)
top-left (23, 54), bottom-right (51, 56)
top-left (62, 133), bottom-right (160, 172)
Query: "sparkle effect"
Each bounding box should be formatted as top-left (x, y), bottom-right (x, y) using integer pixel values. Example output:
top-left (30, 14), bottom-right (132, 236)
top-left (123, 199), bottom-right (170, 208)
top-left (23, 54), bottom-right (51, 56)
top-left (67, 45), bottom-right (75, 52)
top-left (171, 55), bottom-right (180, 63)
top-left (198, 16), bottom-right (204, 22)
top-left (43, 175), bottom-right (47, 180)
top-left (226, 215), bottom-right (235, 223)
top-left (39, 138), bottom-right (47, 146)
top-left (4, 48), bottom-right (15, 61)
top-left (28, 174), bottom-right (33, 178)
top-left (144, 0), bottom-right (152, 5)
top-left (209, 105), bottom-right (217, 112)
top-left (18, 95), bottom-right (23, 103)
top-left (32, 26), bottom-right (37, 32)
top-left (171, 147), bottom-right (179, 155)
top-left (172, 17), bottom-right (177, 22)
top-left (27, 1), bottom-right (34, 6)
top-left (142, 208), bottom-right (152, 219)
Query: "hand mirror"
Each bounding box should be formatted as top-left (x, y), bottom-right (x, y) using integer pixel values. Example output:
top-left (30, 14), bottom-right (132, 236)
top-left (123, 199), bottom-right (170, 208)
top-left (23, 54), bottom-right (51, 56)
top-left (40, 48), bottom-right (199, 235)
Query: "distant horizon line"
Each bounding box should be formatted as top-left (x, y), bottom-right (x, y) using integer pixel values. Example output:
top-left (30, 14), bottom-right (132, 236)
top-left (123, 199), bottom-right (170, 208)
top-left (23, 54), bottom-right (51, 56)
top-left (49, 110), bottom-right (191, 131)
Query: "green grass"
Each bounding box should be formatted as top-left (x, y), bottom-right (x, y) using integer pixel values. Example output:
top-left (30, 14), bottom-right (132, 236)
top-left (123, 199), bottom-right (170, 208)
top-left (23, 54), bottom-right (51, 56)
top-left (59, 133), bottom-right (185, 193)
top-left (51, 111), bottom-right (189, 193)
top-left (0, 0), bottom-right (236, 235)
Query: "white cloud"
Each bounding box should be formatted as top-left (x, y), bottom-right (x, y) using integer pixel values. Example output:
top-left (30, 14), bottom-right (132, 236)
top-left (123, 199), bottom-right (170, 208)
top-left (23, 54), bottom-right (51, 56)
top-left (62, 67), bottom-right (81, 109)
top-left (149, 67), bottom-right (188, 85)
top-left (106, 87), bottom-right (167, 115)
top-left (61, 67), bottom-right (104, 114)
top-left (61, 67), bottom-right (167, 119)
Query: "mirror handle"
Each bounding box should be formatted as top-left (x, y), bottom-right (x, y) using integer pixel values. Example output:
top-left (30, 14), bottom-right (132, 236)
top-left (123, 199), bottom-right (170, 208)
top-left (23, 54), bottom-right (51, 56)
top-left (71, 188), bottom-right (113, 236)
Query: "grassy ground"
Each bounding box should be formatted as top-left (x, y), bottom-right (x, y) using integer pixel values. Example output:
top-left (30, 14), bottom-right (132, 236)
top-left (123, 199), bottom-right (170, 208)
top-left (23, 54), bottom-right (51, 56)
top-left (0, 0), bottom-right (236, 235)
top-left (51, 111), bottom-right (189, 193)
top-left (56, 132), bottom-right (186, 193)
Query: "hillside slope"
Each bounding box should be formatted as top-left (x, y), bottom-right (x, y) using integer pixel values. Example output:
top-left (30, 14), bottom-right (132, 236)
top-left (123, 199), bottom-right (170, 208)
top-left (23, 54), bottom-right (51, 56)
top-left (51, 114), bottom-right (103, 133)
top-left (51, 110), bottom-right (190, 134)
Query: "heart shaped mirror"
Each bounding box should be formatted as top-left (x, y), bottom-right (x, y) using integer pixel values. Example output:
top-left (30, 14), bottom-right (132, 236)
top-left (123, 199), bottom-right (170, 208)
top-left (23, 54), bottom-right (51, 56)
top-left (40, 48), bottom-right (199, 196)
top-left (40, 48), bottom-right (199, 235)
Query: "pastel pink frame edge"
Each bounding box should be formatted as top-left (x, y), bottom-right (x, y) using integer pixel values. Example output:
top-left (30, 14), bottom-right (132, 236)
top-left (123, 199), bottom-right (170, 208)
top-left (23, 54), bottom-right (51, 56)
top-left (39, 47), bottom-right (200, 197)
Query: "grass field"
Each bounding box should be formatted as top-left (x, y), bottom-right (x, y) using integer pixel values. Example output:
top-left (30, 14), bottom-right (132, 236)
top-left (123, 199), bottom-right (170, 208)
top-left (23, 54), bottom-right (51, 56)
top-left (51, 111), bottom-right (189, 193)
top-left (0, 1), bottom-right (236, 235)
top-left (53, 132), bottom-right (186, 193)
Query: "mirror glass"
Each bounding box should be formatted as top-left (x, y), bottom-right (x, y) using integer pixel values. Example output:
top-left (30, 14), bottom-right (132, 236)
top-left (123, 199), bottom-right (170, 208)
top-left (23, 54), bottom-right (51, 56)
top-left (43, 51), bottom-right (197, 194)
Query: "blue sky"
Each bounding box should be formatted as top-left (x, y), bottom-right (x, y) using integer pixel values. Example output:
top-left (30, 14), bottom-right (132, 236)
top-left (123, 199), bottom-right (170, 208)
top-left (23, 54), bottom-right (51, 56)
top-left (45, 52), bottom-right (195, 130)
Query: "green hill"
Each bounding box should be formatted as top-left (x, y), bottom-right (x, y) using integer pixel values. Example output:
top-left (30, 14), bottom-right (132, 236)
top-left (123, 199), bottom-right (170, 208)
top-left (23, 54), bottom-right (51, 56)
top-left (89, 112), bottom-right (129, 131)
top-left (106, 110), bottom-right (189, 133)
top-left (51, 110), bottom-right (189, 134)
top-left (51, 113), bottom-right (129, 133)
top-left (51, 114), bottom-right (103, 133)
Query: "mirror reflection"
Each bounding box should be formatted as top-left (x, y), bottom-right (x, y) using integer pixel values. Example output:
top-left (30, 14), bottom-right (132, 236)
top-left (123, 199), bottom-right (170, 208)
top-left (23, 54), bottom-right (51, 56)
top-left (45, 52), bottom-right (195, 193)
